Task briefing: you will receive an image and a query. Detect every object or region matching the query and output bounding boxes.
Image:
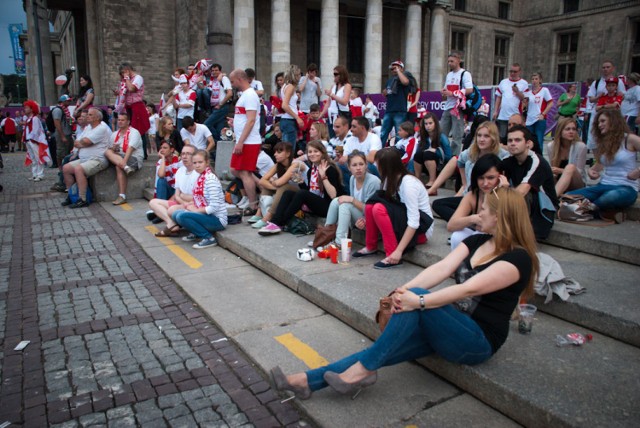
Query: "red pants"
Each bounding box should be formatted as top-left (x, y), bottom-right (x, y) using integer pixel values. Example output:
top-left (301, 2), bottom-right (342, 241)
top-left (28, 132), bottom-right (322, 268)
top-left (365, 203), bottom-right (427, 256)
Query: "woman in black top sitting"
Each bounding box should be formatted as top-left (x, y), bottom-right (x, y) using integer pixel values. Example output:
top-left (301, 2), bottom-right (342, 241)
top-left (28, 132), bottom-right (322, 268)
top-left (258, 140), bottom-right (345, 235)
top-left (270, 187), bottom-right (538, 400)
top-left (156, 116), bottom-right (184, 153)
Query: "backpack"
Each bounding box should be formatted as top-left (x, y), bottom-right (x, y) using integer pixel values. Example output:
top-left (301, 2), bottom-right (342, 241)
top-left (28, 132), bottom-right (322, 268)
top-left (459, 70), bottom-right (482, 116)
top-left (224, 180), bottom-right (242, 205)
top-left (68, 183), bottom-right (93, 204)
top-left (284, 217), bottom-right (316, 235)
top-left (45, 106), bottom-right (61, 133)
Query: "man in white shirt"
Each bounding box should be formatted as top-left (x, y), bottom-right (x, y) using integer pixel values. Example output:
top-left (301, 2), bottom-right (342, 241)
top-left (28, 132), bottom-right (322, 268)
top-left (440, 52), bottom-right (473, 155)
top-left (329, 116), bottom-right (352, 155)
top-left (298, 63), bottom-right (322, 114)
top-left (228, 68), bottom-right (262, 214)
top-left (493, 63), bottom-right (529, 143)
top-left (62, 107), bottom-right (112, 208)
top-left (585, 60), bottom-right (627, 148)
top-left (173, 74), bottom-right (196, 130)
top-left (104, 112), bottom-right (144, 205)
top-left (180, 116), bottom-right (215, 152)
top-left (203, 64), bottom-right (233, 140)
top-left (339, 116), bottom-right (382, 193)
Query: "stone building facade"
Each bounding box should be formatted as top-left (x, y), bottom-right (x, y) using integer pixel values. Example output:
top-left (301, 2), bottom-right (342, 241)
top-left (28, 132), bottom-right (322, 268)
top-left (21, 0), bottom-right (640, 106)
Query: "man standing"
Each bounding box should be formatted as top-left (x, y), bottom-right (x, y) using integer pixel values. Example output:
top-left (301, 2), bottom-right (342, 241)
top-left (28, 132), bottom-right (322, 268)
top-left (493, 63), bottom-right (529, 143)
top-left (228, 69), bottom-right (261, 215)
top-left (440, 52), bottom-right (473, 155)
top-left (117, 62), bottom-right (150, 143)
top-left (586, 60), bottom-right (626, 148)
top-left (204, 64), bottom-right (233, 140)
top-left (180, 116), bottom-right (215, 152)
top-left (51, 95), bottom-right (75, 191)
top-left (104, 112), bottom-right (144, 205)
top-left (380, 60), bottom-right (415, 147)
top-left (62, 108), bottom-right (112, 208)
top-left (298, 63), bottom-right (322, 115)
top-left (1, 112), bottom-right (17, 152)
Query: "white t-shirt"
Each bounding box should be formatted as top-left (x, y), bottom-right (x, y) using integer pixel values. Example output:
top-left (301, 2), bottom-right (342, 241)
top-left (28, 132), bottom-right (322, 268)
top-left (587, 77), bottom-right (627, 114)
top-left (525, 87), bottom-right (553, 126)
top-left (496, 78), bottom-right (530, 121)
top-left (78, 122), bottom-right (112, 162)
top-left (621, 85), bottom-right (640, 117)
top-left (350, 97), bottom-right (363, 116)
top-left (397, 175), bottom-right (434, 240)
top-left (280, 84), bottom-right (299, 119)
top-left (343, 132), bottom-right (382, 157)
top-left (176, 89), bottom-right (196, 119)
top-left (148, 113), bottom-right (159, 134)
top-left (443, 69), bottom-right (473, 110)
top-left (180, 124), bottom-right (212, 150)
top-left (256, 150), bottom-right (275, 176)
top-left (174, 166), bottom-right (198, 195)
top-left (329, 85), bottom-right (349, 116)
top-left (363, 101), bottom-right (378, 121)
top-left (209, 76), bottom-right (232, 106)
top-left (110, 127), bottom-right (144, 168)
top-left (234, 88), bottom-right (262, 145)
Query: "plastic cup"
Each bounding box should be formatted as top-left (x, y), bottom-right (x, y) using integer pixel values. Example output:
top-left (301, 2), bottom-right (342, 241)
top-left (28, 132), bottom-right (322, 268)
top-left (518, 304), bottom-right (537, 334)
top-left (341, 238), bottom-right (352, 263)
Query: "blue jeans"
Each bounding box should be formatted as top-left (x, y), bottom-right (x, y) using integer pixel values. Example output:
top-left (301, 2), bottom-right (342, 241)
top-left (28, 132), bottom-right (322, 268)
top-left (527, 120), bottom-right (546, 154)
top-left (279, 118), bottom-right (298, 145)
top-left (172, 210), bottom-right (225, 239)
top-left (305, 289), bottom-right (492, 391)
top-left (204, 104), bottom-right (230, 140)
top-left (380, 112), bottom-right (407, 147)
top-left (325, 198), bottom-right (363, 243)
top-left (155, 178), bottom-right (175, 200)
top-left (567, 183), bottom-right (638, 211)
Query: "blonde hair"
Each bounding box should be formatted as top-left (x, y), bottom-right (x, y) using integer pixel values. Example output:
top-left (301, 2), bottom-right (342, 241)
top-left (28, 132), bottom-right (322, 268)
top-left (283, 64), bottom-right (301, 86)
top-left (157, 116), bottom-right (174, 139)
top-left (311, 122), bottom-right (329, 141)
top-left (550, 117), bottom-right (579, 168)
top-left (482, 187), bottom-right (539, 299)
top-left (469, 121), bottom-right (501, 162)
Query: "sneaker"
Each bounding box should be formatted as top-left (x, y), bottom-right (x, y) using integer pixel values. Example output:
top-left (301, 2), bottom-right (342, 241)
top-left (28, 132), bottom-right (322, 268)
top-left (70, 199), bottom-right (90, 209)
top-left (182, 233), bottom-right (198, 242)
top-left (124, 165), bottom-right (134, 176)
top-left (151, 217), bottom-right (163, 224)
top-left (373, 259), bottom-right (403, 270)
top-left (251, 219), bottom-right (267, 229)
top-left (61, 197), bottom-right (72, 207)
top-left (193, 237), bottom-right (218, 249)
top-left (146, 210), bottom-right (158, 222)
top-left (33, 177), bottom-right (42, 182)
top-left (258, 222), bottom-right (282, 235)
top-left (236, 196), bottom-right (250, 209)
top-left (50, 182), bottom-right (66, 192)
top-left (247, 215), bottom-right (262, 224)
top-left (112, 196), bottom-right (127, 205)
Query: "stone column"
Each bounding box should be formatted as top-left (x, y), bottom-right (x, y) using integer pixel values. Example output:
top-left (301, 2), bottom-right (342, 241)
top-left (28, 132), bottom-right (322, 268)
top-left (25, 0), bottom-right (56, 105)
top-left (404, 1), bottom-right (422, 84)
top-left (208, 0), bottom-right (234, 70)
top-left (364, 0), bottom-right (383, 94)
top-left (84, 0), bottom-right (103, 105)
top-left (427, 3), bottom-right (449, 91)
top-left (233, 0), bottom-right (255, 70)
top-left (320, 0), bottom-right (339, 90)
top-left (271, 0), bottom-right (291, 89)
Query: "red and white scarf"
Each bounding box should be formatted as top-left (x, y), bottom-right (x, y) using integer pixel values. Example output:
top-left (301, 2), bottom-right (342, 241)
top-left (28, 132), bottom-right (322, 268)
top-left (23, 115), bottom-right (51, 166)
top-left (309, 165), bottom-right (323, 197)
top-left (115, 127), bottom-right (131, 152)
top-left (193, 167), bottom-right (212, 208)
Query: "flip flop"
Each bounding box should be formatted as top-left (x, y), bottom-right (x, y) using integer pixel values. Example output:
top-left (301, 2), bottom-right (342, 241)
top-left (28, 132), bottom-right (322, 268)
top-left (154, 225), bottom-right (179, 237)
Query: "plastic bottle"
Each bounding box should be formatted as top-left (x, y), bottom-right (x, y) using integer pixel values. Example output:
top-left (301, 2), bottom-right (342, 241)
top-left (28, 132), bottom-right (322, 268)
top-left (555, 333), bottom-right (593, 347)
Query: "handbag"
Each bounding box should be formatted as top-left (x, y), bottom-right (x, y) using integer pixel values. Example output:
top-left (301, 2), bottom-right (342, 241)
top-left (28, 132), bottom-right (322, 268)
top-left (558, 194), bottom-right (596, 222)
top-left (375, 291), bottom-right (395, 332)
top-left (312, 224), bottom-right (337, 248)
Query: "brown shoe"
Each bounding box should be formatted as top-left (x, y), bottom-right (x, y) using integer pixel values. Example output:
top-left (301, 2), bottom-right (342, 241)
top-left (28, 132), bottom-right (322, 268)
top-left (112, 196), bottom-right (127, 205)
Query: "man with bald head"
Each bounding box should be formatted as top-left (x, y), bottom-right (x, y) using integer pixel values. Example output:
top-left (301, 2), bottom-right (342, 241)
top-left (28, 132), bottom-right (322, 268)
top-left (227, 69), bottom-right (261, 214)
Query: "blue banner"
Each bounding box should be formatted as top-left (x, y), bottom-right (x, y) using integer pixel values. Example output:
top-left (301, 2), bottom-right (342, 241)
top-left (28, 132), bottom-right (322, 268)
top-left (8, 23), bottom-right (25, 75)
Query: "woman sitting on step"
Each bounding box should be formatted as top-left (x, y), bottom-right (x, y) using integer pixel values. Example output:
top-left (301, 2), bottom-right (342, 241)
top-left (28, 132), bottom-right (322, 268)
top-left (271, 187), bottom-right (538, 400)
top-left (548, 117), bottom-right (587, 196)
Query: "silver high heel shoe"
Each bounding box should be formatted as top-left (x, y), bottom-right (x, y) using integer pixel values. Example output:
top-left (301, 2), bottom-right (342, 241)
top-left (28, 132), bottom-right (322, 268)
top-left (270, 366), bottom-right (312, 400)
top-left (323, 370), bottom-right (378, 399)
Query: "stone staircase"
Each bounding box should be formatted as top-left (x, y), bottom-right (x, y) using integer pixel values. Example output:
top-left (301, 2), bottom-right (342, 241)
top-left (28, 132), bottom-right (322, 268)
top-left (209, 193), bottom-right (640, 427)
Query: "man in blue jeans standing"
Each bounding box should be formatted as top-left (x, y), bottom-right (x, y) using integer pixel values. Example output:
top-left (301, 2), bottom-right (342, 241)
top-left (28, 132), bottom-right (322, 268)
top-left (204, 64), bottom-right (233, 140)
top-left (380, 60), bottom-right (414, 147)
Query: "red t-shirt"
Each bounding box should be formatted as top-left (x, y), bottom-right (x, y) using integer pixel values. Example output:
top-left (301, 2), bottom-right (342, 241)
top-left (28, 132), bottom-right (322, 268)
top-left (3, 118), bottom-right (16, 134)
top-left (597, 95), bottom-right (623, 108)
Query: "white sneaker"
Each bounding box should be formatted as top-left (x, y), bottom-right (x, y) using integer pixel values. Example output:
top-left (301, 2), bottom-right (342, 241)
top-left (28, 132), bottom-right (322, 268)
top-left (237, 196), bottom-right (250, 209)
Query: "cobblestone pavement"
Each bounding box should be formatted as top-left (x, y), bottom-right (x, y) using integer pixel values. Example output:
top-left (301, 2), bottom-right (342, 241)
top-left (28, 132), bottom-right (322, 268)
top-left (0, 154), bottom-right (305, 427)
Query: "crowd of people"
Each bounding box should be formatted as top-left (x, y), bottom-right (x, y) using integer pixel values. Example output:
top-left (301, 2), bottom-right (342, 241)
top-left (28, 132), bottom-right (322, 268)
top-left (0, 54), bottom-right (637, 397)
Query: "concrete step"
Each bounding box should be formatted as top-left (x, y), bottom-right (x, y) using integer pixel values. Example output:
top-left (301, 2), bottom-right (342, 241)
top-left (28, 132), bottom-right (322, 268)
top-left (91, 159), bottom-right (156, 202)
top-left (430, 189), bottom-right (640, 266)
top-left (215, 224), bottom-right (640, 428)
top-left (352, 219), bottom-right (640, 348)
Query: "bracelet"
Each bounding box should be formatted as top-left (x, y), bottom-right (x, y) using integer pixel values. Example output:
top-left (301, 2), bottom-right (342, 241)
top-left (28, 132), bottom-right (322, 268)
top-left (419, 295), bottom-right (425, 310)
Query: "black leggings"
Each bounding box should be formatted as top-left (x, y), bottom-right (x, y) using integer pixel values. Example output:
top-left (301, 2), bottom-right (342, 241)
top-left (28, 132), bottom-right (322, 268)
top-left (431, 196), bottom-right (462, 222)
top-left (272, 190), bottom-right (331, 226)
